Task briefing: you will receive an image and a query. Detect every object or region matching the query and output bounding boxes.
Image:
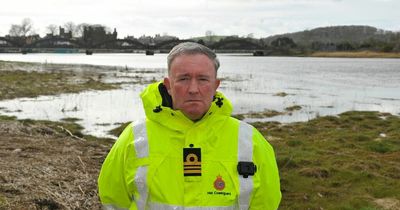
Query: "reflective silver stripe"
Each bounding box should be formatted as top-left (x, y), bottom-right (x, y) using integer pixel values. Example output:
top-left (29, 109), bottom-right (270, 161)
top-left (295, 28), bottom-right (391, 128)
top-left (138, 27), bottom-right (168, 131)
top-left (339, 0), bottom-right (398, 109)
top-left (149, 202), bottom-right (237, 210)
top-left (133, 120), bottom-right (149, 158)
top-left (135, 166), bottom-right (148, 210)
top-left (102, 204), bottom-right (129, 210)
top-left (238, 121), bottom-right (254, 210)
top-left (133, 120), bottom-right (149, 210)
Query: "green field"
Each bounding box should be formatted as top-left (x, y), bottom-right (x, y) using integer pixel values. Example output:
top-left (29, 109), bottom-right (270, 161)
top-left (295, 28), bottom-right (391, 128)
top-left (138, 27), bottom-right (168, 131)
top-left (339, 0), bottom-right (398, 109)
top-left (252, 111), bottom-right (400, 209)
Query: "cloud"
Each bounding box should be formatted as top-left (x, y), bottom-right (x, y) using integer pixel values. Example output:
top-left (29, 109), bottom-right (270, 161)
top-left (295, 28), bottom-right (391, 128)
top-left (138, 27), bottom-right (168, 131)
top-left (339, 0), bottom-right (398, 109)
top-left (0, 0), bottom-right (399, 38)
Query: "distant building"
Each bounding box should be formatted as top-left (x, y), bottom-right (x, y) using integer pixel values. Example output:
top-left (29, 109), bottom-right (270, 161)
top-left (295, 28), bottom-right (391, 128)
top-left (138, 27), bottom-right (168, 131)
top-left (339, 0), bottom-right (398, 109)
top-left (83, 25), bottom-right (118, 45)
top-left (59, 27), bottom-right (72, 39)
top-left (138, 35), bottom-right (154, 45)
top-left (125, 36), bottom-right (135, 40)
top-left (154, 34), bottom-right (179, 44)
top-left (25, 35), bottom-right (41, 45)
top-left (137, 34), bottom-right (179, 45)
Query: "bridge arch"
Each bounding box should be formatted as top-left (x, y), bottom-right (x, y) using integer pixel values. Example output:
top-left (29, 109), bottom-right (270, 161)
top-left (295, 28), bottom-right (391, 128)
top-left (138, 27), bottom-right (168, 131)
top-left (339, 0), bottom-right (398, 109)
top-left (91, 39), bottom-right (147, 49)
top-left (27, 37), bottom-right (84, 48)
top-left (154, 39), bottom-right (198, 50)
top-left (0, 37), bottom-right (23, 47)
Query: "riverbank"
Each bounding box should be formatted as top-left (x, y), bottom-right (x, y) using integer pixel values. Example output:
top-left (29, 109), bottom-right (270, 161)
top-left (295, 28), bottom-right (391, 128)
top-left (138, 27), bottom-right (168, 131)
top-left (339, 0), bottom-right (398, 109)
top-left (311, 51), bottom-right (400, 58)
top-left (255, 111), bottom-right (400, 209)
top-left (1, 60), bottom-right (399, 209)
top-left (0, 115), bottom-right (113, 209)
top-left (1, 111), bottom-right (399, 209)
top-left (0, 60), bottom-right (123, 100)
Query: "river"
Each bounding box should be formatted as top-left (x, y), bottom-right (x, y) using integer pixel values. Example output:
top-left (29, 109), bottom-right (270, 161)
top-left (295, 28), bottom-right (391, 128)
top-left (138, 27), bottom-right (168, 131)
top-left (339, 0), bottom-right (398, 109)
top-left (1, 53), bottom-right (399, 138)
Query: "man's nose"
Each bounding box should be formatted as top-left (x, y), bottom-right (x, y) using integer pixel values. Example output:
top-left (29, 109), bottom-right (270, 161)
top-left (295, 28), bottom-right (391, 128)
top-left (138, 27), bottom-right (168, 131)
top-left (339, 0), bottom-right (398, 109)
top-left (188, 79), bottom-right (199, 94)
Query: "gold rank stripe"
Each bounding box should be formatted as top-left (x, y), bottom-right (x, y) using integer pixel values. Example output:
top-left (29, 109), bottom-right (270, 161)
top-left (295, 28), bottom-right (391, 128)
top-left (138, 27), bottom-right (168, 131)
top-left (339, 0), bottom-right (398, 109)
top-left (184, 163), bottom-right (201, 166)
top-left (184, 166), bottom-right (201, 169)
top-left (184, 169), bottom-right (202, 173)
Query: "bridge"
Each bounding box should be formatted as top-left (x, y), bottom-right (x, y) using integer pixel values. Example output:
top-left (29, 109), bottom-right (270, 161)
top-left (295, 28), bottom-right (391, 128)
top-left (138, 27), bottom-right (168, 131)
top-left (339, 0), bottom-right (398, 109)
top-left (0, 36), bottom-right (266, 54)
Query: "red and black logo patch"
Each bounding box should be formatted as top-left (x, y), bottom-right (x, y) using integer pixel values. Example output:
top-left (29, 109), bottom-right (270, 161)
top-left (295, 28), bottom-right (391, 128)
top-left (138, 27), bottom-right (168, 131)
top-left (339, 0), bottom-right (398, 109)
top-left (213, 175), bottom-right (225, 191)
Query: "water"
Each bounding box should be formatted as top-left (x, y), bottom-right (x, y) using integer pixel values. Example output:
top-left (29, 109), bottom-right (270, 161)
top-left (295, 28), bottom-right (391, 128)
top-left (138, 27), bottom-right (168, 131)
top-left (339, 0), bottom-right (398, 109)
top-left (1, 53), bottom-right (400, 138)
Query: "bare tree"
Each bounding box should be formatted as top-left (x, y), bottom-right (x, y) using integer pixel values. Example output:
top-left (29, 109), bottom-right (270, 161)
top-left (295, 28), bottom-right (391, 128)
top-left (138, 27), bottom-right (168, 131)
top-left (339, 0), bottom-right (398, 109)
top-left (20, 18), bottom-right (34, 36)
top-left (9, 24), bottom-right (22, 36)
top-left (8, 18), bottom-right (34, 37)
top-left (64, 21), bottom-right (77, 36)
top-left (46, 24), bottom-right (58, 36)
top-left (76, 23), bottom-right (89, 37)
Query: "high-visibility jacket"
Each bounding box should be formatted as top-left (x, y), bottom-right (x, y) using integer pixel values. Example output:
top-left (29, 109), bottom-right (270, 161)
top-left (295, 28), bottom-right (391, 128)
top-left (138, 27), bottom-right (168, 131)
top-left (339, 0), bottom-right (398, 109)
top-left (98, 81), bottom-right (281, 210)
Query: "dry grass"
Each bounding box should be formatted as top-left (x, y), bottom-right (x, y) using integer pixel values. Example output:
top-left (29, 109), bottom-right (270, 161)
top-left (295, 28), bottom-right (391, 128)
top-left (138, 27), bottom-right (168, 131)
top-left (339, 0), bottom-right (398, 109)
top-left (0, 117), bottom-right (113, 209)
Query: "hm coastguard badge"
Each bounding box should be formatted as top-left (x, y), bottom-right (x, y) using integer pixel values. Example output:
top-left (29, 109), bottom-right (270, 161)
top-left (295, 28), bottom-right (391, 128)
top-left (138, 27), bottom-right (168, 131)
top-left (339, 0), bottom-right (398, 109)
top-left (207, 175), bottom-right (231, 196)
top-left (213, 175), bottom-right (225, 191)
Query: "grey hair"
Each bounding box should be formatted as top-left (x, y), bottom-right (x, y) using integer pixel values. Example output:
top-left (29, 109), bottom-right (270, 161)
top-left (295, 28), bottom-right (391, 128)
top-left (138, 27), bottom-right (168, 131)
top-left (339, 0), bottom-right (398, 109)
top-left (167, 42), bottom-right (220, 74)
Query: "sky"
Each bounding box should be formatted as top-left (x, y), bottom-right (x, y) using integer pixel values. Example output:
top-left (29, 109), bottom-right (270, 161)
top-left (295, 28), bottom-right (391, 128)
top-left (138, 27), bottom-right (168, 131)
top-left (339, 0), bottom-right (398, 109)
top-left (0, 0), bottom-right (399, 39)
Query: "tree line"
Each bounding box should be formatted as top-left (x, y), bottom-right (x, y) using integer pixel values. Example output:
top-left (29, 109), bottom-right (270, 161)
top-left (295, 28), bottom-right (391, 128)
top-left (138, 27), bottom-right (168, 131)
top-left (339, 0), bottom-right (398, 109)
top-left (7, 18), bottom-right (111, 38)
top-left (4, 18), bottom-right (400, 54)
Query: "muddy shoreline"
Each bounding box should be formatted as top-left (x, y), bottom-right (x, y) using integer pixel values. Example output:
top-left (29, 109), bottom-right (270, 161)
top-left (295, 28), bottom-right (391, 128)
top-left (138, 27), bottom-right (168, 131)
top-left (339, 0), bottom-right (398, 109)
top-left (0, 115), bottom-right (113, 209)
top-left (1, 60), bottom-right (399, 209)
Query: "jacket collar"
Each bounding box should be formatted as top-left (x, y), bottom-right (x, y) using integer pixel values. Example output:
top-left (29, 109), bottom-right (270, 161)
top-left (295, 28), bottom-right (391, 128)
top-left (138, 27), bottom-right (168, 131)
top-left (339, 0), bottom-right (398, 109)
top-left (140, 81), bottom-right (233, 131)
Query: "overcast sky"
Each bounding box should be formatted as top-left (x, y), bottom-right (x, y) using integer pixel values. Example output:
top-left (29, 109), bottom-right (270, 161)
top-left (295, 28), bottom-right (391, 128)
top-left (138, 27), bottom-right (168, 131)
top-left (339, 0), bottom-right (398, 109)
top-left (1, 0), bottom-right (399, 39)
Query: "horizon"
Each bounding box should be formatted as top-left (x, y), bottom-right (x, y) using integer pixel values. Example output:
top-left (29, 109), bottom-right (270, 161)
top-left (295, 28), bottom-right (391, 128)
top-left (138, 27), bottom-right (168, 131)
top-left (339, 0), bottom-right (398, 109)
top-left (0, 0), bottom-right (399, 39)
top-left (1, 24), bottom-right (397, 40)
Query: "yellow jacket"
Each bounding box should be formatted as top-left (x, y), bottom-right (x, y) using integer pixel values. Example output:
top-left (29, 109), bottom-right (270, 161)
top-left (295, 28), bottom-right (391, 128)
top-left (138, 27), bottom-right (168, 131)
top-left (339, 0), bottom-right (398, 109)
top-left (98, 81), bottom-right (281, 210)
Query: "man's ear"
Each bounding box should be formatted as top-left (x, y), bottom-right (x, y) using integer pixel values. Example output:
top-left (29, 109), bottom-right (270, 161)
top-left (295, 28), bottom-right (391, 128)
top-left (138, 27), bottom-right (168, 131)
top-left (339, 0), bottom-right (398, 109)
top-left (164, 77), bottom-right (171, 94)
top-left (215, 79), bottom-right (221, 90)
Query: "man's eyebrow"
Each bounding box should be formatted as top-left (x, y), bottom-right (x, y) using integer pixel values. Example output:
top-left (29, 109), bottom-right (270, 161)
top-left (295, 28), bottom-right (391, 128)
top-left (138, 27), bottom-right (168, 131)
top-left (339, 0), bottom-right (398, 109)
top-left (176, 73), bottom-right (190, 77)
top-left (198, 75), bottom-right (211, 78)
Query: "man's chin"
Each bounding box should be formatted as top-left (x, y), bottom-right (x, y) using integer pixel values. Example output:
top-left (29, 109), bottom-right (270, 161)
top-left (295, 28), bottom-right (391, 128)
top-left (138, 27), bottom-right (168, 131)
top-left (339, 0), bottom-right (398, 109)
top-left (182, 109), bottom-right (206, 121)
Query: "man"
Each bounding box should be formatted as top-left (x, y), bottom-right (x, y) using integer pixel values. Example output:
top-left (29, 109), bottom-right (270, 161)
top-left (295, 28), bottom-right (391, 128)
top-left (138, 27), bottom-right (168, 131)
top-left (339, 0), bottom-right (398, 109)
top-left (98, 42), bottom-right (281, 210)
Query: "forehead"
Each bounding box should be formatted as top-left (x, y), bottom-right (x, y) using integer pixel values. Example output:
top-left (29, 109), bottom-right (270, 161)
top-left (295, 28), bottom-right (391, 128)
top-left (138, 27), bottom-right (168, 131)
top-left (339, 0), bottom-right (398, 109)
top-left (170, 54), bottom-right (216, 76)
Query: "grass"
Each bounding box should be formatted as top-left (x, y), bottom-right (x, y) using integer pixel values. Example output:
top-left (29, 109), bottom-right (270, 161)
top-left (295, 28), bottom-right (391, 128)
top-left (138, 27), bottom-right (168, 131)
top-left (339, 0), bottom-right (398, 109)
top-left (311, 51), bottom-right (400, 58)
top-left (60, 117), bottom-right (82, 122)
top-left (108, 122), bottom-right (131, 137)
top-left (252, 111), bottom-right (400, 209)
top-left (233, 105), bottom-right (302, 120)
top-left (0, 70), bottom-right (117, 100)
top-left (1, 60), bottom-right (398, 209)
top-left (0, 114), bottom-right (113, 143)
top-left (274, 92), bottom-right (289, 97)
top-left (0, 115), bottom-right (17, 121)
top-left (0, 60), bottom-right (121, 100)
top-left (233, 110), bottom-right (284, 120)
top-left (285, 105), bottom-right (302, 112)
top-left (2, 108), bottom-right (399, 209)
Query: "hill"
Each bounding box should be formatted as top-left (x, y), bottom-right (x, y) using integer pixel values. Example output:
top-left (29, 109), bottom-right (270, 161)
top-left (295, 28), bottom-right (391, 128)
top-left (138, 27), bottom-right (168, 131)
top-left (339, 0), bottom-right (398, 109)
top-left (262, 25), bottom-right (399, 46)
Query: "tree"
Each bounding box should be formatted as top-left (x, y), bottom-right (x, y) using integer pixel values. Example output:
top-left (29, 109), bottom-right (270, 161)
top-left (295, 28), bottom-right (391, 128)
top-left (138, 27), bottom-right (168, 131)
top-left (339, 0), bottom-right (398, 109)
top-left (8, 18), bottom-right (34, 37)
top-left (205, 30), bottom-right (214, 42)
top-left (20, 18), bottom-right (34, 36)
top-left (271, 37), bottom-right (297, 49)
top-left (247, 33), bottom-right (254, 39)
top-left (9, 24), bottom-right (22, 37)
top-left (76, 23), bottom-right (89, 37)
top-left (46, 24), bottom-right (58, 36)
top-left (64, 21), bottom-right (77, 36)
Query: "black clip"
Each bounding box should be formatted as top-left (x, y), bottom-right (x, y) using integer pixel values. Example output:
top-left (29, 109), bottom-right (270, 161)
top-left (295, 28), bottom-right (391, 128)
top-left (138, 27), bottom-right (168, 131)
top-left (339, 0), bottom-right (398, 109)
top-left (237, 161), bottom-right (257, 178)
top-left (153, 105), bottom-right (162, 113)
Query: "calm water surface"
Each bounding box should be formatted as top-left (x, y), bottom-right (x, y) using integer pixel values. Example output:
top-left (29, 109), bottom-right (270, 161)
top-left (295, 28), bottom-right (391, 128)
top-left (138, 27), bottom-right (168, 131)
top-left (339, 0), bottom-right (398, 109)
top-left (1, 53), bottom-right (399, 138)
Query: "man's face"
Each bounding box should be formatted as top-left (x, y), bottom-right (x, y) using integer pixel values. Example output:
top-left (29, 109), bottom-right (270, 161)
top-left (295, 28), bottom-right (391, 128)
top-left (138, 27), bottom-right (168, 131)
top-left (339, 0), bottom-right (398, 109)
top-left (164, 54), bottom-right (220, 121)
